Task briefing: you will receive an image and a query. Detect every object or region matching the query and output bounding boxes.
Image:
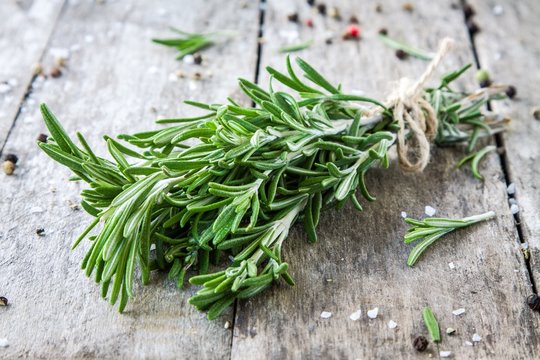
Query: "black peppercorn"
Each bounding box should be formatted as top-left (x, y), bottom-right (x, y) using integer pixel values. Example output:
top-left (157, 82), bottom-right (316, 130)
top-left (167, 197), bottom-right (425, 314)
top-left (37, 133), bottom-right (48, 143)
top-left (4, 153), bottom-right (18, 164)
top-left (463, 3), bottom-right (475, 19)
top-left (527, 294), bottom-right (540, 311)
top-left (349, 15), bottom-right (359, 24)
top-left (325, 38), bottom-right (333, 45)
top-left (36, 228), bottom-right (45, 236)
top-left (287, 12), bottom-right (299, 23)
top-left (413, 335), bottom-right (429, 352)
top-left (467, 20), bottom-right (480, 35)
top-left (378, 28), bottom-right (388, 36)
top-left (0, 296), bottom-right (7, 306)
top-left (317, 3), bottom-right (326, 15)
top-left (479, 79), bottom-right (492, 88)
top-left (395, 49), bottom-right (408, 60)
top-left (375, 4), bottom-right (383, 13)
top-left (193, 53), bottom-right (203, 65)
top-left (307, 0), bottom-right (315, 6)
top-left (505, 85), bottom-right (517, 99)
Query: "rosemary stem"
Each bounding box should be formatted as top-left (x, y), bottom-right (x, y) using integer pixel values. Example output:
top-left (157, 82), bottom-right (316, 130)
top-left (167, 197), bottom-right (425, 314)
top-left (462, 211), bottom-right (496, 223)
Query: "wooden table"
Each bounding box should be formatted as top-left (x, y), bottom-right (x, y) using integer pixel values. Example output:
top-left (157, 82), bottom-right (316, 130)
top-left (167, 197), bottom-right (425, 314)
top-left (1, 0), bottom-right (539, 358)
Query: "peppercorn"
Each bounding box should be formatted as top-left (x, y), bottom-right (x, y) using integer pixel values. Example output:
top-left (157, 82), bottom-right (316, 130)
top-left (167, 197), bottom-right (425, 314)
top-left (0, 296), bottom-right (7, 306)
top-left (475, 69), bottom-right (490, 83)
top-left (349, 15), bottom-right (359, 24)
top-left (378, 28), bottom-right (388, 36)
top-left (402, 3), bottom-right (414, 12)
top-left (527, 294), bottom-right (540, 310)
top-left (395, 49), bottom-right (408, 60)
top-left (37, 133), bottom-right (48, 143)
top-left (305, 18), bottom-right (314, 27)
top-left (193, 53), bottom-right (203, 65)
top-left (4, 153), bottom-right (18, 164)
top-left (479, 79), bottom-right (492, 88)
top-left (32, 63), bottom-right (44, 76)
top-left (463, 3), bottom-right (475, 19)
top-left (467, 20), bottom-right (480, 35)
top-left (505, 85), bottom-right (517, 99)
top-left (533, 108), bottom-right (540, 121)
top-left (413, 335), bottom-right (429, 351)
top-left (192, 72), bottom-right (202, 81)
top-left (50, 66), bottom-right (62, 78)
top-left (342, 24), bottom-right (360, 40)
top-left (307, 0), bottom-right (315, 6)
top-left (375, 4), bottom-right (383, 13)
top-left (325, 38), bottom-right (333, 45)
top-left (316, 3), bottom-right (326, 15)
top-left (287, 12), bottom-right (299, 23)
top-left (2, 160), bottom-right (15, 175)
top-left (36, 228), bottom-right (45, 236)
top-left (329, 6), bottom-right (341, 20)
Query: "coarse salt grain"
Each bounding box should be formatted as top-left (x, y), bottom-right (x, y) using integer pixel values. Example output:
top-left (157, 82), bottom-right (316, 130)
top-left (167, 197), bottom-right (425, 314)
top-left (0, 338), bottom-right (8, 348)
top-left (400, 211), bottom-right (407, 218)
top-left (30, 206), bottom-right (45, 213)
top-left (425, 206), bottom-right (437, 216)
top-left (84, 35), bottom-right (95, 43)
top-left (464, 340), bottom-right (473, 346)
top-left (440, 351), bottom-right (452, 358)
top-left (472, 333), bottom-right (482, 342)
top-left (0, 83), bottom-right (11, 94)
top-left (510, 204), bottom-right (519, 214)
top-left (183, 54), bottom-right (195, 65)
top-left (507, 183), bottom-right (515, 195)
top-left (224, 321), bottom-right (231, 329)
top-left (452, 308), bottom-right (465, 316)
top-left (320, 311), bottom-right (332, 319)
top-left (148, 66), bottom-right (159, 74)
top-left (493, 5), bottom-right (504, 15)
top-left (388, 320), bottom-right (397, 329)
top-left (448, 262), bottom-right (455, 269)
top-left (367, 307), bottom-right (379, 319)
top-left (349, 309), bottom-right (362, 321)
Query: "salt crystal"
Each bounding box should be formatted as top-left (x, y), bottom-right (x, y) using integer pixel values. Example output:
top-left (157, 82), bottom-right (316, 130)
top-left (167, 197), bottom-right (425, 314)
top-left (168, 73), bottom-right (178, 82)
top-left (494, 52), bottom-right (502, 61)
top-left (509, 198), bottom-right (518, 205)
top-left (148, 66), bottom-right (159, 74)
top-left (400, 211), bottom-right (407, 218)
top-left (367, 307), bottom-right (379, 319)
top-left (188, 81), bottom-right (197, 91)
top-left (349, 309), bottom-right (362, 321)
top-left (507, 183), bottom-right (515, 195)
top-left (472, 333), bottom-right (482, 342)
top-left (464, 340), bottom-right (473, 346)
top-left (70, 44), bottom-right (81, 52)
top-left (511, 204), bottom-right (519, 214)
top-left (0, 83), bottom-right (11, 94)
top-left (452, 308), bottom-right (465, 316)
top-left (440, 351), bottom-right (452, 358)
top-left (446, 327), bottom-right (456, 335)
top-left (84, 35), bottom-right (95, 43)
top-left (279, 30), bottom-right (299, 42)
top-left (425, 206), bottom-right (437, 216)
top-left (7, 78), bottom-right (18, 87)
top-left (183, 54), bottom-right (195, 65)
top-left (224, 321), bottom-right (231, 329)
top-left (50, 47), bottom-right (70, 59)
top-left (30, 206), bottom-right (45, 213)
top-left (0, 338), bottom-right (8, 348)
top-left (320, 311), bottom-right (332, 319)
top-left (157, 8), bottom-right (166, 16)
top-left (448, 262), bottom-right (455, 270)
top-left (388, 320), bottom-right (397, 329)
top-left (493, 5), bottom-right (504, 15)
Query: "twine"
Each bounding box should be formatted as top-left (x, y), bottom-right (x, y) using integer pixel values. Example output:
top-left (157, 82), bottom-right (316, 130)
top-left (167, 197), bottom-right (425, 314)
top-left (384, 37), bottom-right (455, 172)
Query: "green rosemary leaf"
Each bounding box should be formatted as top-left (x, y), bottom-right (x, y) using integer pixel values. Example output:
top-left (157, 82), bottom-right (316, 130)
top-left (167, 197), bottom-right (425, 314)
top-left (296, 57), bottom-right (340, 94)
top-left (278, 39), bottom-right (314, 53)
top-left (378, 34), bottom-right (434, 61)
top-left (422, 307), bottom-right (441, 342)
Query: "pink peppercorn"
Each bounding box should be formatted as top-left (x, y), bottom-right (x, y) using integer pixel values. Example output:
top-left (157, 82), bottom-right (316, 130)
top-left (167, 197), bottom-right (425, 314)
top-left (306, 18), bottom-right (314, 27)
top-left (345, 24), bottom-right (360, 38)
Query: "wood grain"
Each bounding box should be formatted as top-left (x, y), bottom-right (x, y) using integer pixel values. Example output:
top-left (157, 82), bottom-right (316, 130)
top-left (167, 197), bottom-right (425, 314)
top-left (230, 1), bottom-right (539, 359)
top-left (470, 0), bottom-right (540, 285)
top-left (0, 0), bottom-right (259, 358)
top-left (0, 0), bottom-right (65, 150)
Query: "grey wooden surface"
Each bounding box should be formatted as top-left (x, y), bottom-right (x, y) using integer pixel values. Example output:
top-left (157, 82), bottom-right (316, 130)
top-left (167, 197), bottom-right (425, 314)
top-left (0, 0), bottom-right (539, 359)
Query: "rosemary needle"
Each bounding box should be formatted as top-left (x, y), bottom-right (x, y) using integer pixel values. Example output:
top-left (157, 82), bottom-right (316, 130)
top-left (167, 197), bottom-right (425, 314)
top-left (38, 55), bottom-right (508, 319)
top-left (279, 40), bottom-right (314, 53)
top-left (422, 307), bottom-right (441, 342)
top-left (378, 33), bottom-right (434, 61)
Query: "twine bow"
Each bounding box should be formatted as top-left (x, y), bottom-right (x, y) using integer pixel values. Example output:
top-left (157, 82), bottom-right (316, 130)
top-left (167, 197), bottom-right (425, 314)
top-left (385, 37), bottom-right (455, 172)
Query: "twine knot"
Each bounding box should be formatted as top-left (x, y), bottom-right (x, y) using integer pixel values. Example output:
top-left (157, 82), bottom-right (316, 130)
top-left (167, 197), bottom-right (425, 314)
top-left (386, 37), bottom-right (455, 172)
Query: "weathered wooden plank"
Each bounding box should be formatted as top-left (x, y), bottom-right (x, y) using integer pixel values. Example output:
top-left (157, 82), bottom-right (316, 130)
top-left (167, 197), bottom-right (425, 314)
top-left (0, 0), bottom-right (259, 358)
top-left (0, 0), bottom-right (65, 150)
top-left (230, 1), bottom-right (539, 359)
top-left (470, 0), bottom-right (540, 284)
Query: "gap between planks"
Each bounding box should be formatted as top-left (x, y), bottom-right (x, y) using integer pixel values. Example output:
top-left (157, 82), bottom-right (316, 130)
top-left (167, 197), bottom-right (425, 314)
top-left (458, 0), bottom-right (538, 294)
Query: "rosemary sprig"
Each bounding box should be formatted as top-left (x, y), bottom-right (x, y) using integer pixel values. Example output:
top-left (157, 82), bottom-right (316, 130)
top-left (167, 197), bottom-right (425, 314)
top-left (457, 144), bottom-right (496, 180)
top-left (38, 56), bottom-right (506, 319)
top-left (152, 27), bottom-right (225, 59)
top-left (378, 34), bottom-right (434, 61)
top-left (404, 211), bottom-right (496, 266)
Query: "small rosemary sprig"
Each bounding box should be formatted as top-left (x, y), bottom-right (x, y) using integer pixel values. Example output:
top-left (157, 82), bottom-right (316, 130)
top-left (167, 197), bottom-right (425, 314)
top-left (38, 56), bottom-right (507, 319)
top-left (152, 27), bottom-right (226, 59)
top-left (404, 211), bottom-right (496, 266)
top-left (457, 144), bottom-right (496, 180)
top-left (422, 307), bottom-right (440, 342)
top-left (279, 40), bottom-right (314, 53)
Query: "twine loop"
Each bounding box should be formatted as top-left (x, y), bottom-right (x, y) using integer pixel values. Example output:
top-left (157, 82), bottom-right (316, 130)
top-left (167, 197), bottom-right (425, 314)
top-left (386, 37), bottom-right (455, 172)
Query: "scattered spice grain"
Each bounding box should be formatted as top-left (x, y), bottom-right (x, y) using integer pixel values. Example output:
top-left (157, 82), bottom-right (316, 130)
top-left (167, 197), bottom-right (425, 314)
top-left (193, 53), bottom-right (203, 65)
top-left (527, 294), bottom-right (540, 310)
top-left (37, 133), bottom-right (48, 143)
top-left (378, 28), bottom-right (388, 35)
top-left (402, 3), bottom-right (414, 12)
top-left (505, 85), bottom-right (517, 99)
top-left (3, 160), bottom-right (15, 175)
top-left (533, 108), bottom-right (540, 121)
top-left (0, 296), bottom-right (7, 306)
top-left (463, 3), bottom-right (475, 19)
top-left (395, 49), bottom-right (408, 60)
top-left (4, 154), bottom-right (18, 164)
top-left (49, 66), bottom-right (62, 78)
top-left (287, 13), bottom-right (299, 23)
top-left (36, 228), bottom-right (46, 236)
top-left (349, 15), bottom-right (359, 24)
top-left (316, 3), bottom-right (327, 15)
top-left (413, 336), bottom-right (429, 352)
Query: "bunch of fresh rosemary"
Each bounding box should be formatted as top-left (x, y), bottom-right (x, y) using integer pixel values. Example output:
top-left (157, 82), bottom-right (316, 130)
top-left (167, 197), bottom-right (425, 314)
top-left (38, 56), bottom-right (508, 319)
